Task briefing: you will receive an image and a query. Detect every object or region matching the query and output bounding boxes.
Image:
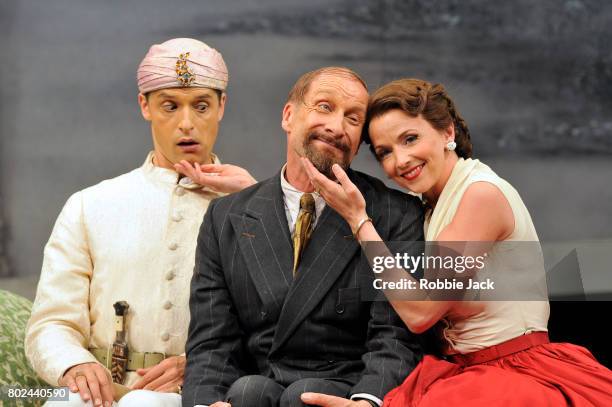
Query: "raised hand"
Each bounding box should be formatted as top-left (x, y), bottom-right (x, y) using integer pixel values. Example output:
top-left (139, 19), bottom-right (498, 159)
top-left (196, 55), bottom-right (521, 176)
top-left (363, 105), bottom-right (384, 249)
top-left (174, 160), bottom-right (256, 194)
top-left (130, 355), bottom-right (185, 393)
top-left (301, 157), bottom-right (368, 234)
top-left (60, 362), bottom-right (114, 406)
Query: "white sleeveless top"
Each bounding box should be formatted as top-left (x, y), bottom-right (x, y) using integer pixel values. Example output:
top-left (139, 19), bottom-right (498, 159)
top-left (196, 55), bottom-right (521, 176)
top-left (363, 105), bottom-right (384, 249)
top-left (424, 158), bottom-right (549, 354)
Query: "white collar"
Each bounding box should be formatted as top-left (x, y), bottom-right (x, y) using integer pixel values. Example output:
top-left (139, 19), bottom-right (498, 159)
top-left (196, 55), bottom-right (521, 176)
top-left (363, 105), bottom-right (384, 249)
top-left (279, 164), bottom-right (326, 232)
top-left (141, 151), bottom-right (223, 194)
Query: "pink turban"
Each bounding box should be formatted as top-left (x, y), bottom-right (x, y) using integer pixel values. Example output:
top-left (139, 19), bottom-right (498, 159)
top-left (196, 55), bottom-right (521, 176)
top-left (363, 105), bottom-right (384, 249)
top-left (137, 38), bottom-right (228, 94)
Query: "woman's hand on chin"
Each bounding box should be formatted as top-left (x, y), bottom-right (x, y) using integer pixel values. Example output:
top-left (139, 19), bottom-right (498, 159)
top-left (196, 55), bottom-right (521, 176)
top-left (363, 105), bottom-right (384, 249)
top-left (301, 157), bottom-right (368, 232)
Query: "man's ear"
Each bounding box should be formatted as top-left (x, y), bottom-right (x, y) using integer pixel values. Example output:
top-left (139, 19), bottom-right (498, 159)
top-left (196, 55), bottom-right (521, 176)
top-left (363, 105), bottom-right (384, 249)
top-left (138, 93), bottom-right (152, 121)
top-left (281, 102), bottom-right (294, 133)
top-left (217, 92), bottom-right (227, 122)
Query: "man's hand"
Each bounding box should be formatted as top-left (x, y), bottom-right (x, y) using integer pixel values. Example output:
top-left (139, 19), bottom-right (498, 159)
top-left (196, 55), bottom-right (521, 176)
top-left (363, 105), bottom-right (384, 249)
top-left (174, 160), bottom-right (256, 194)
top-left (131, 355), bottom-right (185, 392)
top-left (209, 402), bottom-right (231, 407)
top-left (301, 393), bottom-right (373, 407)
top-left (59, 362), bottom-right (114, 407)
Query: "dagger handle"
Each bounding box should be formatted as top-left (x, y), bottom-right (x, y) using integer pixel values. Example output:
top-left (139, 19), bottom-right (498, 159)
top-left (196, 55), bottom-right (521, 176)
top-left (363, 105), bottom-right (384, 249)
top-left (113, 301), bottom-right (129, 317)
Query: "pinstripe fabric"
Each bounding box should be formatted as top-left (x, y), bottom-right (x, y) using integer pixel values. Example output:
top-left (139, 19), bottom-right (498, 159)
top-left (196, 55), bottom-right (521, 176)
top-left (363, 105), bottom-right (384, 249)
top-left (183, 169), bottom-right (425, 407)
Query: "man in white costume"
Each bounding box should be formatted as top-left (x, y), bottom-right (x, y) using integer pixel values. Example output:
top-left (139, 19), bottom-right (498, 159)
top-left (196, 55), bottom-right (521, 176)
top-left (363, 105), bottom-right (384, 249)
top-left (26, 38), bottom-right (253, 407)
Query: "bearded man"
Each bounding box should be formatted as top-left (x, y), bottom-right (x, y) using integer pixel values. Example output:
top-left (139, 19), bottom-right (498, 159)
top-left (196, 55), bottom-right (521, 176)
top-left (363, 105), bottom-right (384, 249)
top-left (182, 67), bottom-right (424, 407)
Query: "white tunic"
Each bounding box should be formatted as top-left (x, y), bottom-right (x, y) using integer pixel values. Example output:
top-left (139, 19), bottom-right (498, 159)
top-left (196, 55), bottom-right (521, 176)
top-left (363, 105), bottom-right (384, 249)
top-left (25, 152), bottom-right (224, 386)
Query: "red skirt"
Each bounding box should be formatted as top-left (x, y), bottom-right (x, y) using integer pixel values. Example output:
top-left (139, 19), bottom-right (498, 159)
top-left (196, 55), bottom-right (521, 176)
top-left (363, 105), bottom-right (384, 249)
top-left (384, 333), bottom-right (612, 406)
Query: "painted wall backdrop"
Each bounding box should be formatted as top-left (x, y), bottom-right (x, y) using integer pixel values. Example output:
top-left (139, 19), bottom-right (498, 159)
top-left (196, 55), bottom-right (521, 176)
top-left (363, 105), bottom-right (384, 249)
top-left (1, 0), bottom-right (611, 278)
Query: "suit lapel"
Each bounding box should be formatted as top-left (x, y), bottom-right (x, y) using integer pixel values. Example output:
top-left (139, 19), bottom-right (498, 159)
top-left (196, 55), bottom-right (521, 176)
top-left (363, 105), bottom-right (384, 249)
top-left (229, 173), bottom-right (294, 311)
top-left (270, 203), bottom-right (359, 355)
top-left (231, 168), bottom-right (369, 355)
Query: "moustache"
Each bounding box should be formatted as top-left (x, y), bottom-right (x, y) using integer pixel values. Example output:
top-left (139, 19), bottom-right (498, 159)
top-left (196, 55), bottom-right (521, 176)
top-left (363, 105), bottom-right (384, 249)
top-left (307, 132), bottom-right (350, 153)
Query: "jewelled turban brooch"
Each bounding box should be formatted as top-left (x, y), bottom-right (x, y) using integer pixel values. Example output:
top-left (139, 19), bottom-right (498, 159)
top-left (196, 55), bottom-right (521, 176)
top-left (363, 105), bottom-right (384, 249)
top-left (175, 52), bottom-right (195, 86)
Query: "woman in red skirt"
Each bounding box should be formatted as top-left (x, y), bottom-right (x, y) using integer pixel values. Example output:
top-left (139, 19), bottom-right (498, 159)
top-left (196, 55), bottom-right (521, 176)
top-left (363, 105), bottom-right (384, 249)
top-left (303, 78), bottom-right (612, 406)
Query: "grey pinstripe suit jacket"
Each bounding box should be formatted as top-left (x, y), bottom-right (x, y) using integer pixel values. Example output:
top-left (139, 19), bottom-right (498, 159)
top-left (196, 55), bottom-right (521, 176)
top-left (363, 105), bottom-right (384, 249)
top-left (183, 169), bottom-right (424, 406)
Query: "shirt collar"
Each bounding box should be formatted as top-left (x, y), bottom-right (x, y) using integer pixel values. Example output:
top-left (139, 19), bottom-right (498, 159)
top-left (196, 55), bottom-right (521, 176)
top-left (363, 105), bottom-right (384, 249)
top-left (280, 163), bottom-right (326, 215)
top-left (141, 151), bottom-right (222, 192)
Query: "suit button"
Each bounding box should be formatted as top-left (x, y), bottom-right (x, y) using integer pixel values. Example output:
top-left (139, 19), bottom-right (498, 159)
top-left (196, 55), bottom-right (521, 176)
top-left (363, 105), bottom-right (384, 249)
top-left (171, 212), bottom-right (183, 222)
top-left (335, 304), bottom-right (344, 314)
top-left (169, 243), bottom-right (178, 250)
top-left (260, 311), bottom-right (267, 318)
top-left (161, 333), bottom-right (170, 341)
top-left (163, 301), bottom-right (172, 310)
top-left (175, 188), bottom-right (186, 196)
top-left (165, 271), bottom-right (175, 281)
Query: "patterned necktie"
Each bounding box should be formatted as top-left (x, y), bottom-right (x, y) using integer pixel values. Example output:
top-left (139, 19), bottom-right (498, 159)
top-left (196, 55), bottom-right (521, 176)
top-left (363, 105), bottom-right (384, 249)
top-left (292, 193), bottom-right (315, 275)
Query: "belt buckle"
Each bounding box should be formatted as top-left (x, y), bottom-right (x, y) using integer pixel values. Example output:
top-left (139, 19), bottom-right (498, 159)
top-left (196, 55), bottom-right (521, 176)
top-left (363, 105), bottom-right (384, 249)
top-left (143, 351), bottom-right (166, 368)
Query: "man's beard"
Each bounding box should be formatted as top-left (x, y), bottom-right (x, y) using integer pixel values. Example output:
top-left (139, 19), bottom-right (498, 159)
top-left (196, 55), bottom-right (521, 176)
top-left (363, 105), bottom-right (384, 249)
top-left (302, 132), bottom-right (351, 179)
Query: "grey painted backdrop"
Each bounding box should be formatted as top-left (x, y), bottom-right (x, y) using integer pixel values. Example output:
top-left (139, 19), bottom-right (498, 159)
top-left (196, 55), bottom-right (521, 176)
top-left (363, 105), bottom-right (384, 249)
top-left (1, 0), bottom-right (611, 278)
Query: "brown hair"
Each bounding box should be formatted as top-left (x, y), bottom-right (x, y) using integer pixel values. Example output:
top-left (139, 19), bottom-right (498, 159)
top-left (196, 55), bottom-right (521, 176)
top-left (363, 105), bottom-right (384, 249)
top-left (364, 79), bottom-right (472, 159)
top-left (286, 66), bottom-right (368, 104)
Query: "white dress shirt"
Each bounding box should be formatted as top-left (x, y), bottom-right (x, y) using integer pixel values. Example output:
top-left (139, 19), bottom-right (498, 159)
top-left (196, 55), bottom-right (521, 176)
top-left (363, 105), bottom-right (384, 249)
top-left (280, 164), bottom-right (326, 234)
